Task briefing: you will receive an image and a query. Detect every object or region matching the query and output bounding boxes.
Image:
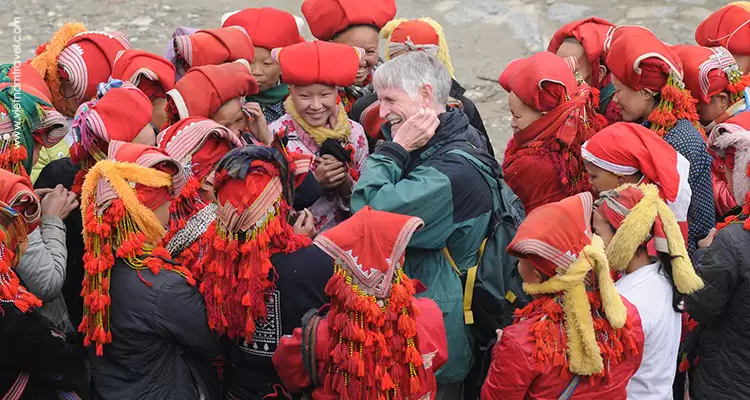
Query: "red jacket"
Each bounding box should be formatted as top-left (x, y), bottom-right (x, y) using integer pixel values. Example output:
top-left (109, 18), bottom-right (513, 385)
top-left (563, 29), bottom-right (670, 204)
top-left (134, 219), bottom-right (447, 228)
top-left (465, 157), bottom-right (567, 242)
top-left (481, 297), bottom-right (645, 400)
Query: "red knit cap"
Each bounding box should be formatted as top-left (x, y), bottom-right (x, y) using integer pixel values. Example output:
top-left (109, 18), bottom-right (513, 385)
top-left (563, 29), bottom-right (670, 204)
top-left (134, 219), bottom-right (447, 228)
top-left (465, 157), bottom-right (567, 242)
top-left (271, 41), bottom-right (364, 87)
top-left (695, 2), bottom-right (750, 56)
top-left (110, 50), bottom-right (176, 100)
top-left (548, 17), bottom-right (616, 87)
top-left (166, 60), bottom-right (259, 122)
top-left (302, 0), bottom-right (396, 40)
top-left (672, 44), bottom-right (749, 105)
top-left (222, 8), bottom-right (304, 49)
top-left (57, 31), bottom-right (131, 103)
top-left (501, 52), bottom-right (578, 112)
top-left (173, 26), bottom-right (255, 69)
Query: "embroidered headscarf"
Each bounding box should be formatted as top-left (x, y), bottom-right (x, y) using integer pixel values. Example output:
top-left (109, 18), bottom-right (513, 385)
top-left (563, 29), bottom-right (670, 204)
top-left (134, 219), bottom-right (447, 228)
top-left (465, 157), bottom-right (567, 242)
top-left (172, 26), bottom-right (255, 70)
top-left (110, 50), bottom-right (176, 100)
top-left (200, 145), bottom-right (313, 340)
top-left (157, 117), bottom-right (243, 271)
top-left (313, 206), bottom-right (429, 398)
top-left (0, 169), bottom-right (42, 313)
top-left (595, 184), bottom-right (704, 294)
top-left (707, 112), bottom-right (750, 222)
top-left (499, 52), bottom-right (606, 212)
top-left (695, 2), bottom-right (750, 57)
top-left (605, 26), bottom-right (702, 137)
top-left (164, 27), bottom-right (199, 81)
top-left (380, 18), bottom-right (454, 78)
top-left (79, 142), bottom-right (187, 356)
top-left (507, 192), bottom-right (640, 378)
top-left (548, 18), bottom-right (616, 88)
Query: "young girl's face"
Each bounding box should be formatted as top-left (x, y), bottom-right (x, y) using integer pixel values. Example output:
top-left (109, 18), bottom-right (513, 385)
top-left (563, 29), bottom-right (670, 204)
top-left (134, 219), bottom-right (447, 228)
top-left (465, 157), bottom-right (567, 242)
top-left (592, 210), bottom-right (616, 247)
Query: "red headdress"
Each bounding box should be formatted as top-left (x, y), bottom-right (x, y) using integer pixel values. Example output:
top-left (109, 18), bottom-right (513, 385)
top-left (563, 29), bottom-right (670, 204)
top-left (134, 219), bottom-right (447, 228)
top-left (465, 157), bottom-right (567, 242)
top-left (695, 2), bottom-right (750, 57)
top-left (507, 192), bottom-right (640, 378)
top-left (0, 169), bottom-right (42, 313)
top-left (310, 206), bottom-right (436, 398)
top-left (110, 50), bottom-right (176, 100)
top-left (173, 26), bottom-right (255, 70)
top-left (79, 142), bottom-right (188, 356)
top-left (673, 45), bottom-right (749, 105)
top-left (222, 8), bottom-right (304, 49)
top-left (57, 31), bottom-right (132, 104)
top-left (582, 122), bottom-right (692, 225)
top-left (605, 26), bottom-right (702, 137)
top-left (707, 112), bottom-right (750, 228)
top-left (548, 17), bottom-right (616, 88)
top-left (70, 80), bottom-right (153, 193)
top-left (302, 0), bottom-right (396, 41)
top-left (157, 117), bottom-right (243, 271)
top-left (200, 145), bottom-right (313, 340)
top-left (165, 60), bottom-right (259, 124)
top-left (499, 52), bottom-right (605, 212)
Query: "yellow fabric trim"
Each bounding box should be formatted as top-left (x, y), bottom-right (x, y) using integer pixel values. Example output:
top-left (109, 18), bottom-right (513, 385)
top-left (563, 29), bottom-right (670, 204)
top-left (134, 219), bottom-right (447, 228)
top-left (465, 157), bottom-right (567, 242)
top-left (442, 247), bottom-right (462, 277)
top-left (284, 97), bottom-right (351, 145)
top-left (604, 184), bottom-right (704, 294)
top-left (81, 160), bottom-right (172, 245)
top-left (463, 266), bottom-right (477, 325)
top-left (729, 2), bottom-right (750, 12)
top-left (524, 236), bottom-right (626, 376)
top-left (380, 17), bottom-right (455, 78)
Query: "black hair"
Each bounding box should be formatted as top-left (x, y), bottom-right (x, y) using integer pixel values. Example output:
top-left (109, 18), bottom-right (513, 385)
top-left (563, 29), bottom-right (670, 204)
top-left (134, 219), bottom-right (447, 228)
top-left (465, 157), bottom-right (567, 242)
top-left (656, 252), bottom-right (686, 313)
top-left (330, 24), bottom-right (380, 41)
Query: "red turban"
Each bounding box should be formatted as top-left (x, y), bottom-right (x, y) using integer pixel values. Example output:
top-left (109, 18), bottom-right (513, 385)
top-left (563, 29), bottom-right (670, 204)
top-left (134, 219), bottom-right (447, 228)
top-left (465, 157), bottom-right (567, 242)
top-left (547, 17), bottom-right (616, 87)
top-left (302, 0), bottom-right (396, 40)
top-left (581, 122), bottom-right (692, 222)
top-left (606, 26), bottom-right (684, 92)
top-left (167, 60), bottom-right (259, 121)
top-left (57, 31), bottom-right (131, 103)
top-left (110, 50), bottom-right (176, 100)
top-left (173, 27), bottom-right (255, 69)
top-left (76, 83), bottom-right (152, 151)
top-left (507, 192), bottom-right (594, 278)
top-left (500, 52), bottom-right (578, 112)
top-left (271, 41), bottom-right (364, 87)
top-left (158, 117), bottom-right (243, 182)
top-left (672, 45), bottom-right (748, 104)
top-left (0, 170), bottom-right (41, 234)
top-left (222, 8), bottom-right (304, 49)
top-left (695, 2), bottom-right (750, 56)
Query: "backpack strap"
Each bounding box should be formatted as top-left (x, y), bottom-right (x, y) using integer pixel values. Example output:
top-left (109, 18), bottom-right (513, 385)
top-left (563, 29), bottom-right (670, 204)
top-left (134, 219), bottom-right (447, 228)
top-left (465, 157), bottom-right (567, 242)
top-left (301, 308), bottom-right (324, 387)
top-left (462, 238), bottom-right (487, 325)
top-left (558, 375), bottom-right (581, 400)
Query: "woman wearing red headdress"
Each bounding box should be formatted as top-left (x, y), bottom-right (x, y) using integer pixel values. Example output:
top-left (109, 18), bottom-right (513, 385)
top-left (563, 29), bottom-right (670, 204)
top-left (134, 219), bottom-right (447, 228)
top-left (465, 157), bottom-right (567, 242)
top-left (268, 41), bottom-right (369, 232)
top-left (605, 26), bottom-right (715, 255)
top-left (0, 169), bottom-right (87, 399)
top-left (548, 17), bottom-right (621, 125)
top-left (685, 111), bottom-right (750, 398)
top-left (696, 2), bottom-right (750, 75)
top-left (222, 7), bottom-right (305, 124)
top-left (499, 51), bottom-right (605, 213)
top-left (81, 142), bottom-right (220, 399)
top-left (156, 117), bottom-right (243, 273)
top-left (197, 145), bottom-right (331, 398)
top-left (111, 49), bottom-right (177, 131)
top-left (482, 192), bottom-right (644, 399)
top-left (302, 0), bottom-right (396, 112)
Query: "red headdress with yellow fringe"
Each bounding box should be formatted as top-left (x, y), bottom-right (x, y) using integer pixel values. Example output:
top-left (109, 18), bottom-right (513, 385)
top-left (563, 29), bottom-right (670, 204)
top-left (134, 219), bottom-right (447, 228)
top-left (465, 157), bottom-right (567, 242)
top-left (157, 117), bottom-right (243, 274)
top-left (200, 144), bottom-right (312, 340)
top-left (79, 141), bottom-right (189, 356)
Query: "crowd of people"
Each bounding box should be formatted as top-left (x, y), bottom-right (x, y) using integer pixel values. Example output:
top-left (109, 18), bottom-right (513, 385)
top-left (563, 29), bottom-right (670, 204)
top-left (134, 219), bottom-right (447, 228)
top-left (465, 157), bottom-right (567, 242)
top-left (1, 0), bottom-right (749, 399)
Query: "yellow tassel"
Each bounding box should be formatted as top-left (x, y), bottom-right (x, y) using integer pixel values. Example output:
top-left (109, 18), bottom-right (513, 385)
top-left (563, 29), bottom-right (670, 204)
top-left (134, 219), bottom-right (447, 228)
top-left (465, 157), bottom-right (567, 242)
top-left (380, 17), bottom-right (455, 78)
top-left (82, 160), bottom-right (172, 245)
top-left (655, 201), bottom-right (704, 293)
top-left (604, 184), bottom-right (660, 271)
top-left (284, 97), bottom-right (351, 145)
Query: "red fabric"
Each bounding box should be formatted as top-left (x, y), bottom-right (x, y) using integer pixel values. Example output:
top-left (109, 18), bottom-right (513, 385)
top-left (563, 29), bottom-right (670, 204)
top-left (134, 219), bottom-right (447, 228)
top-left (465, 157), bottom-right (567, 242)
top-left (597, 186), bottom-right (669, 243)
top-left (110, 50), bottom-right (176, 99)
top-left (547, 17), bottom-right (616, 87)
top-left (60, 31), bottom-right (131, 100)
top-left (222, 8), bottom-right (304, 49)
top-left (695, 3), bottom-right (750, 56)
top-left (273, 297), bottom-right (447, 399)
top-left (507, 192), bottom-right (593, 278)
top-left (360, 100), bottom-right (386, 140)
top-left (176, 27), bottom-right (255, 68)
top-left (672, 45), bottom-right (736, 104)
top-left (302, 0), bottom-right (397, 40)
top-left (503, 52), bottom-right (578, 112)
top-left (391, 20), bottom-right (439, 45)
top-left (8, 62), bottom-right (53, 102)
top-left (480, 297), bottom-right (644, 399)
top-left (95, 85), bottom-right (153, 141)
top-left (606, 26), bottom-right (684, 92)
top-left (582, 123), bottom-right (684, 204)
top-left (0, 170), bottom-right (40, 233)
top-left (273, 41), bottom-right (361, 87)
top-left (110, 143), bottom-right (178, 210)
top-left (169, 61), bottom-right (259, 119)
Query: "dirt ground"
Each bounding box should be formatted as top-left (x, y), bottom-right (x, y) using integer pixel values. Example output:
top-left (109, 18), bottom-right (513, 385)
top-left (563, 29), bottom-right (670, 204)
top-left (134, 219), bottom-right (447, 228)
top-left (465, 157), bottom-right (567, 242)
top-left (1, 0), bottom-right (727, 155)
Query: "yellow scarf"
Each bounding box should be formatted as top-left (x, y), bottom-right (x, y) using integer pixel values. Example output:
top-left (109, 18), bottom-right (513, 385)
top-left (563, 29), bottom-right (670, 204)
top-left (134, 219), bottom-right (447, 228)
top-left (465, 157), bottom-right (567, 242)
top-left (284, 97), bottom-right (351, 145)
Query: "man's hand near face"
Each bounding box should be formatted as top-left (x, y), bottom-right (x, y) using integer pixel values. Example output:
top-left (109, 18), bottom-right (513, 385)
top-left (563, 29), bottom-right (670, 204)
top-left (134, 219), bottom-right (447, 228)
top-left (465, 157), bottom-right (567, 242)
top-left (393, 108), bottom-right (440, 152)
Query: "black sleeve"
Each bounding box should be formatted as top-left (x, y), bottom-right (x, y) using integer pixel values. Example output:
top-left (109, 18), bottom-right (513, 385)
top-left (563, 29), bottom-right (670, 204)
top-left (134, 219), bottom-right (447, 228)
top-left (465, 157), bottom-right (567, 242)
top-left (34, 157), bottom-right (80, 190)
top-left (459, 96), bottom-right (493, 157)
top-left (293, 173), bottom-right (324, 210)
top-left (348, 92), bottom-right (379, 123)
top-left (11, 310), bottom-right (87, 391)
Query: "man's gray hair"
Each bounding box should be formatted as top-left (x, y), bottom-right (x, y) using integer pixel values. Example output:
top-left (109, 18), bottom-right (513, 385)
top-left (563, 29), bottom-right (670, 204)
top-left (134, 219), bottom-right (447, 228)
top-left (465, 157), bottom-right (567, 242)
top-left (373, 52), bottom-right (452, 107)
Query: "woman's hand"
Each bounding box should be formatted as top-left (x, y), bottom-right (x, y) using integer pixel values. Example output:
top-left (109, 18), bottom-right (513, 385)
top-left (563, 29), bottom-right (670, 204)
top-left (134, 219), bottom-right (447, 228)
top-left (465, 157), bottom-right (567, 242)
top-left (314, 155), bottom-right (347, 190)
top-left (293, 209), bottom-right (317, 239)
top-left (243, 102), bottom-right (273, 145)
